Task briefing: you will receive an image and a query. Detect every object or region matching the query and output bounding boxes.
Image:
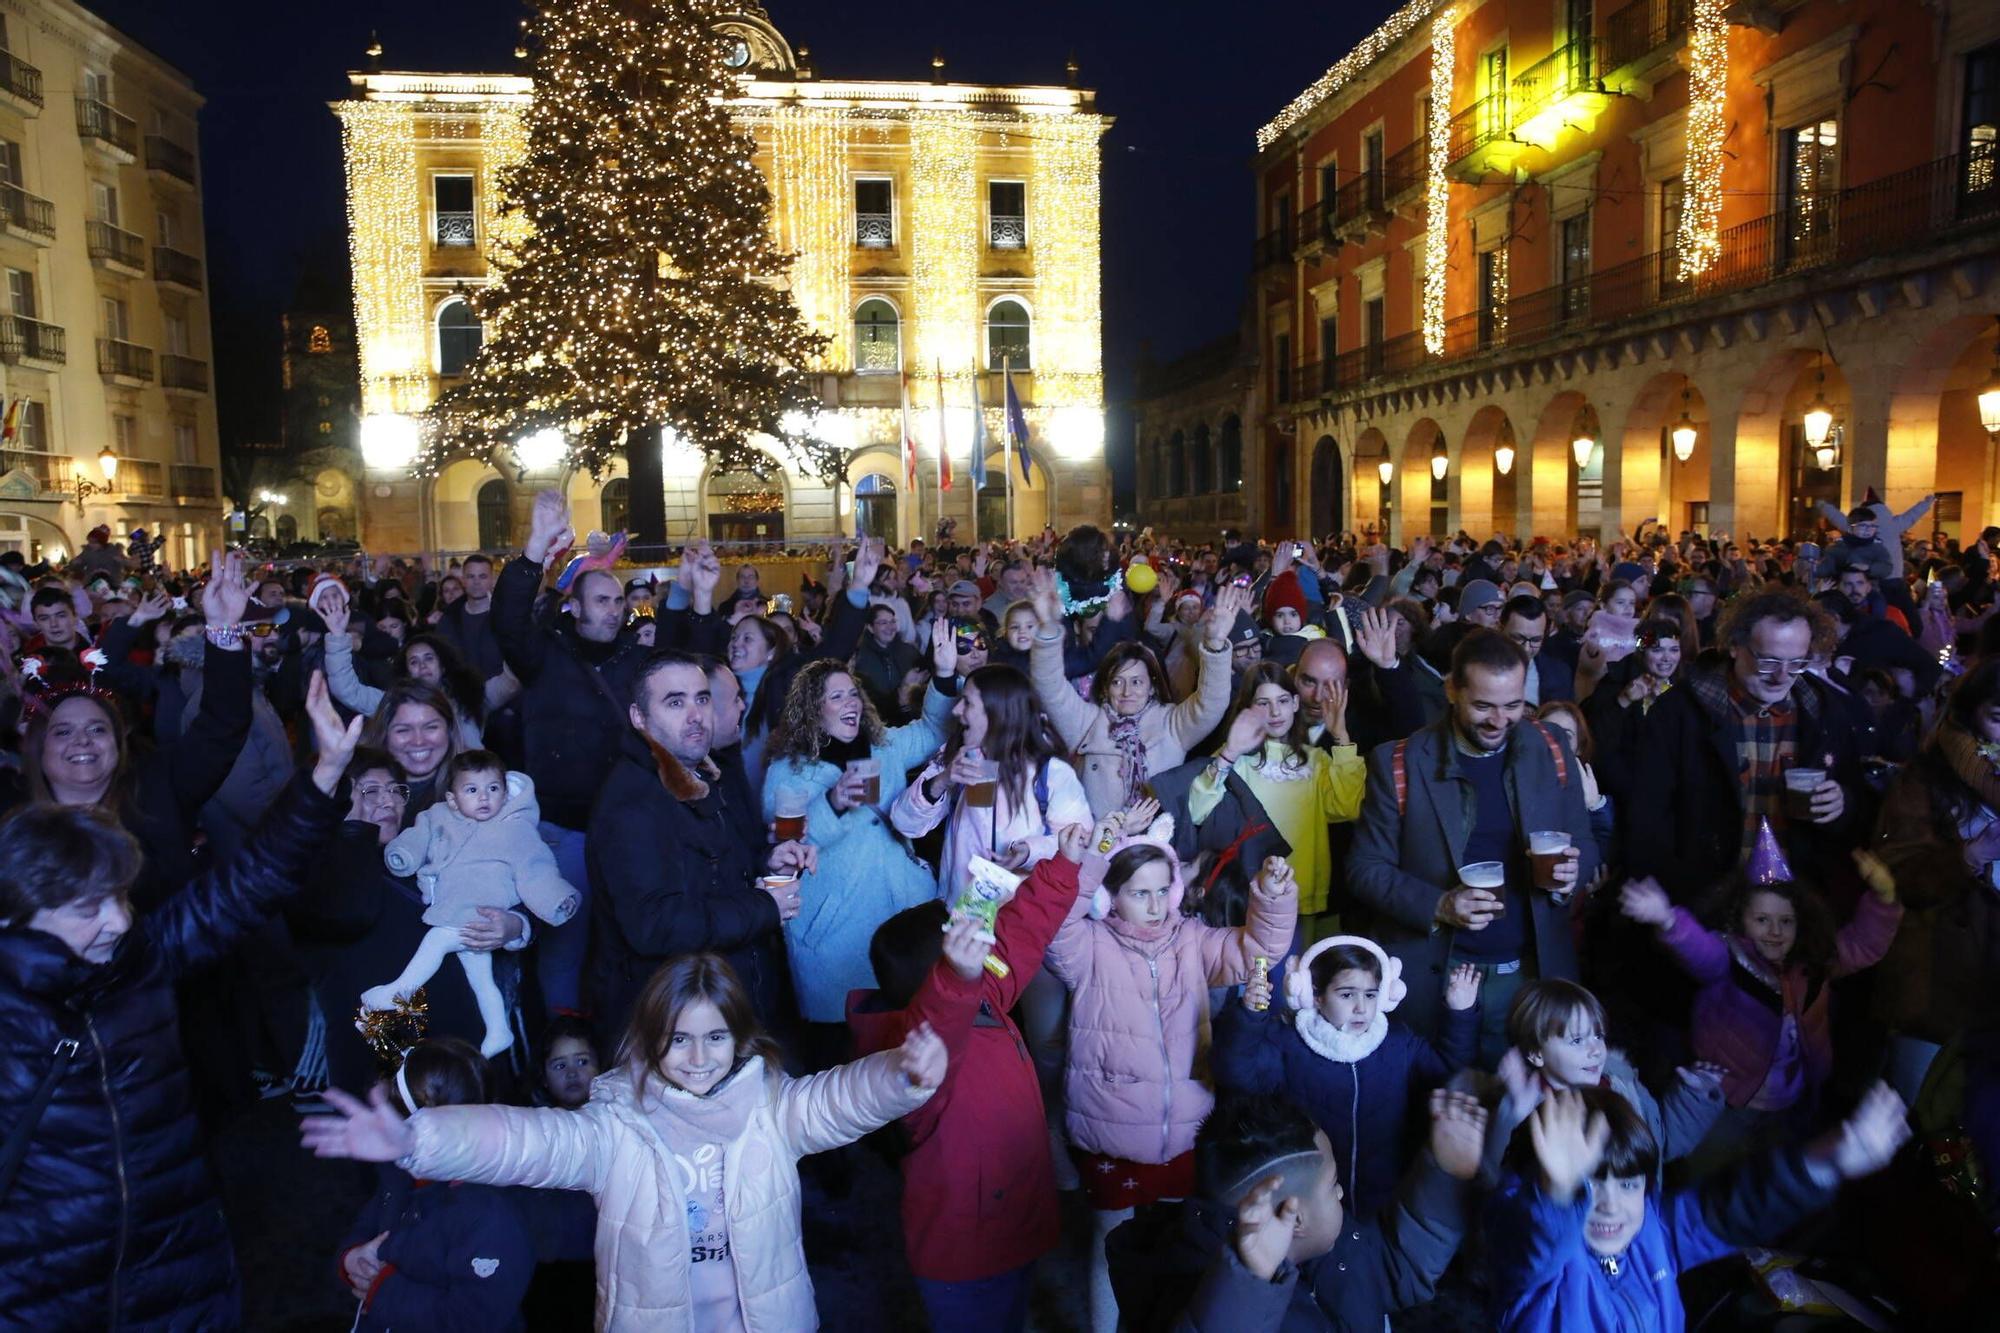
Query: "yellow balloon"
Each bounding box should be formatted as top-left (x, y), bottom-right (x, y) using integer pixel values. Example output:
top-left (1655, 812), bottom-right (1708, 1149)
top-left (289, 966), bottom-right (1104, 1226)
top-left (1124, 561), bottom-right (1157, 595)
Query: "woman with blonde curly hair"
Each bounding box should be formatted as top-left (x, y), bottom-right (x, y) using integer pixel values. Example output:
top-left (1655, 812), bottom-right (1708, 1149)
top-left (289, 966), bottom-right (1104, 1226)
top-left (761, 618), bottom-right (960, 1045)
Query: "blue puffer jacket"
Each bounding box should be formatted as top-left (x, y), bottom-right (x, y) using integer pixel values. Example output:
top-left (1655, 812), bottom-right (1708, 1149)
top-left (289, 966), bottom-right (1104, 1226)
top-left (1212, 998), bottom-right (1476, 1217)
top-left (761, 683), bottom-right (954, 1021)
top-left (0, 774), bottom-right (341, 1331)
top-left (342, 1168), bottom-right (533, 1332)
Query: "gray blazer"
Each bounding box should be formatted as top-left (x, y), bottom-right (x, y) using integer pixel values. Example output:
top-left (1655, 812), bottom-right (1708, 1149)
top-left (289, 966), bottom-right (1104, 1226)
top-left (1346, 716), bottom-right (1598, 1035)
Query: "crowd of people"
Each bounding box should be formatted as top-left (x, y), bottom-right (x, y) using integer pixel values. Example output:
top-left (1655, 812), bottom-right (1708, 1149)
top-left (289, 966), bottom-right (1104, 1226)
top-left (3, 488), bottom-right (1998, 1330)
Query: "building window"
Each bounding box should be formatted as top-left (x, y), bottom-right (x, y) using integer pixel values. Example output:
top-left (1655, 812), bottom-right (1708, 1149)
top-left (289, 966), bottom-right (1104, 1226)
top-left (986, 299), bottom-right (1030, 370)
top-left (17, 399), bottom-right (45, 451)
top-left (1191, 423), bottom-right (1214, 494)
top-left (437, 297), bottom-right (482, 376)
top-left (1363, 129), bottom-right (1384, 206)
top-left (434, 175), bottom-right (475, 247)
top-left (101, 296), bottom-right (129, 341)
top-left (112, 414), bottom-right (137, 458)
top-left (1273, 192), bottom-right (1292, 252)
top-left (1274, 333), bottom-right (1292, 404)
top-left (1364, 297), bottom-right (1386, 374)
top-left (853, 297), bottom-right (899, 373)
top-left (1657, 175), bottom-right (1685, 292)
top-left (1218, 415), bottom-right (1243, 490)
top-left (6, 267), bottom-right (34, 318)
top-left (91, 180), bottom-right (118, 225)
top-left (1780, 118), bottom-right (1839, 264)
top-left (476, 478), bottom-right (511, 551)
top-left (82, 68), bottom-right (110, 106)
top-left (1319, 161), bottom-right (1338, 205)
top-left (1558, 210), bottom-right (1591, 324)
top-left (1319, 314), bottom-right (1338, 362)
top-left (1481, 48), bottom-right (1510, 131)
top-left (0, 139), bottom-right (21, 188)
top-left (1167, 430), bottom-right (1186, 498)
top-left (1962, 42), bottom-right (1999, 209)
top-left (988, 180), bottom-right (1026, 249)
top-left (601, 477), bottom-right (630, 533)
top-left (163, 310), bottom-right (190, 356)
top-left (173, 421), bottom-right (197, 463)
top-left (854, 178), bottom-right (893, 248)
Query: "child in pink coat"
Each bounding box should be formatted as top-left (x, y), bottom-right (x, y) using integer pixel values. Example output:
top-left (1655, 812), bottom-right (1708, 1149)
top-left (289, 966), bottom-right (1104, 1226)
top-left (1045, 800), bottom-right (1297, 1333)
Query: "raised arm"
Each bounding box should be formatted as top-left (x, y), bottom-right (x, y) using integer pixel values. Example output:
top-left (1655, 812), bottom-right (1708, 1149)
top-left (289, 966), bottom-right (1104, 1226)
top-left (403, 1101), bottom-right (612, 1194)
top-left (1656, 905), bottom-right (1733, 984)
top-left (1197, 857), bottom-right (1299, 986)
top-left (776, 1046), bottom-right (937, 1158)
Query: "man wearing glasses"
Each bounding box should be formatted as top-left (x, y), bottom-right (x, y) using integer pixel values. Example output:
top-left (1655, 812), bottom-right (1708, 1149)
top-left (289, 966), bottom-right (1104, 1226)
top-left (1624, 590), bottom-right (1863, 903)
top-left (1500, 594), bottom-right (1574, 706)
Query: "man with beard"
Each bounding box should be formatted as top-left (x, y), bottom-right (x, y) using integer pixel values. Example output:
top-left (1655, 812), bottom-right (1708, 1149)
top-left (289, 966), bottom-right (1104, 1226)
top-left (586, 650), bottom-right (814, 1045)
top-left (1347, 630), bottom-right (1595, 1059)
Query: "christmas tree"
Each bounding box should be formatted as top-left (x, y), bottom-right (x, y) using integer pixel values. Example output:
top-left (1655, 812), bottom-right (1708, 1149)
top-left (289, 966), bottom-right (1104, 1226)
top-left (424, 0), bottom-right (832, 541)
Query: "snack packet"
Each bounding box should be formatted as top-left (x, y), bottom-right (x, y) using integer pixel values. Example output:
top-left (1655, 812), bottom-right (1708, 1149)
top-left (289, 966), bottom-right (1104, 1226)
top-left (949, 856), bottom-right (1022, 978)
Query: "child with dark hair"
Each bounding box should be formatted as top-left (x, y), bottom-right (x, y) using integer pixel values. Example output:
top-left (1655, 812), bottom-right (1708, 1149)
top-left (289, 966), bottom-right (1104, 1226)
top-left (337, 1038), bottom-right (535, 1332)
top-left (847, 822), bottom-right (1090, 1332)
top-left (1486, 1083), bottom-right (1909, 1330)
top-left (538, 1015), bottom-right (599, 1111)
top-left (1620, 828), bottom-right (1902, 1163)
top-left (1213, 935), bottom-right (1481, 1217)
top-left (363, 749), bottom-right (580, 1056)
top-left (1108, 1089), bottom-right (1490, 1333)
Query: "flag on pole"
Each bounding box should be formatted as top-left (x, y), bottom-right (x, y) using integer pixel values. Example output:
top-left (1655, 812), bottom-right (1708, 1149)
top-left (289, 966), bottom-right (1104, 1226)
top-left (0, 397), bottom-right (19, 443)
top-left (933, 361), bottom-right (953, 492)
top-left (1003, 361), bottom-right (1033, 486)
top-left (899, 373), bottom-right (919, 490)
top-left (968, 361), bottom-right (988, 491)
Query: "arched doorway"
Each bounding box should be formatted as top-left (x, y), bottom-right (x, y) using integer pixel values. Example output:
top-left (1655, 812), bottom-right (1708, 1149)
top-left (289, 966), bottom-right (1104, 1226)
top-left (600, 477), bottom-right (631, 533)
top-left (1403, 419), bottom-right (1449, 540)
top-left (1353, 428), bottom-right (1392, 539)
top-left (856, 473), bottom-right (897, 543)
top-left (275, 514), bottom-right (299, 546)
top-left (0, 511), bottom-right (73, 563)
top-left (1309, 435), bottom-right (1342, 537)
top-left (1459, 405), bottom-right (1519, 540)
top-left (476, 479), bottom-right (512, 550)
top-left (706, 469), bottom-right (786, 542)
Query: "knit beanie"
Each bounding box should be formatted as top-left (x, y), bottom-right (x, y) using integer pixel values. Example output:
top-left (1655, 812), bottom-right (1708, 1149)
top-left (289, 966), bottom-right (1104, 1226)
top-left (1262, 570), bottom-right (1308, 626)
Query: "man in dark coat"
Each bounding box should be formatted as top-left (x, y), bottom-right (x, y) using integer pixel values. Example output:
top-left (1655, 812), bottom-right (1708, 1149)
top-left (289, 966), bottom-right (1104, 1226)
top-left (586, 651), bottom-right (814, 1050)
top-left (1621, 590), bottom-right (1865, 904)
top-left (1346, 631), bottom-right (1598, 1060)
top-left (0, 694), bottom-right (354, 1331)
top-left (1501, 594), bottom-right (1575, 706)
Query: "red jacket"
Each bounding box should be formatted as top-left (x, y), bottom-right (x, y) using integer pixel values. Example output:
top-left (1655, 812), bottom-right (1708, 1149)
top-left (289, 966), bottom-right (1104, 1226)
top-left (847, 854), bottom-right (1079, 1282)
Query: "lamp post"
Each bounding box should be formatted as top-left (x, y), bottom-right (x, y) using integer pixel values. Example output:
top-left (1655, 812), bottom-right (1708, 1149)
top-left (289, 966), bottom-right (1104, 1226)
top-left (1571, 433), bottom-right (1595, 470)
top-left (1494, 443), bottom-right (1515, 476)
top-left (1802, 356), bottom-right (1834, 454)
top-left (72, 447), bottom-right (118, 508)
top-left (1979, 320), bottom-right (2000, 436)
top-left (1376, 458), bottom-right (1394, 487)
top-left (1671, 385), bottom-right (1698, 463)
top-left (1429, 437), bottom-right (1448, 481)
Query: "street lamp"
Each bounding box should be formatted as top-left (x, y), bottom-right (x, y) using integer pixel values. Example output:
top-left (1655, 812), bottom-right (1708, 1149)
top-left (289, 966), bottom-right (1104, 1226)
top-left (1571, 434), bottom-right (1595, 469)
top-left (1429, 442), bottom-right (1448, 482)
top-left (1670, 386), bottom-right (1698, 463)
top-left (73, 447), bottom-right (118, 508)
top-left (1494, 443), bottom-right (1515, 476)
top-left (1802, 357), bottom-right (1834, 453)
top-left (1376, 458), bottom-right (1393, 487)
top-left (256, 487), bottom-right (289, 507)
top-left (513, 428), bottom-right (568, 473)
top-left (1979, 321), bottom-right (2000, 435)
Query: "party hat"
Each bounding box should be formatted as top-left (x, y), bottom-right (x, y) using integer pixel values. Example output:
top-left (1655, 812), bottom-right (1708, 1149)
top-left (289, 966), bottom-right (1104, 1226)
top-left (1747, 817), bottom-right (1794, 884)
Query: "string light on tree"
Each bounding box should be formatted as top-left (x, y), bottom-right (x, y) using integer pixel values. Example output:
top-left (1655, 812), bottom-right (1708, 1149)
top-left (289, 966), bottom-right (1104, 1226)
top-left (1422, 7), bottom-right (1455, 356)
top-left (1677, 0), bottom-right (1728, 282)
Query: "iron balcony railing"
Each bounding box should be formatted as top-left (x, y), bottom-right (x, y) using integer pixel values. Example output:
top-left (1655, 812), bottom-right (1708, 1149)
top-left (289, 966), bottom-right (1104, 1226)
top-left (96, 338), bottom-right (154, 381)
top-left (1, 449), bottom-right (82, 490)
top-left (0, 50), bottom-right (43, 107)
top-left (1512, 39), bottom-right (1602, 117)
top-left (434, 211), bottom-right (475, 247)
top-left (0, 315), bottom-right (64, 364)
top-left (144, 135), bottom-right (196, 184)
top-left (1298, 196), bottom-right (1337, 250)
top-left (1603, 0), bottom-right (1693, 73)
top-left (1335, 170), bottom-right (1384, 228)
top-left (855, 212), bottom-right (893, 248)
top-left (1253, 228), bottom-right (1290, 269)
top-left (1383, 138), bottom-right (1426, 202)
top-left (118, 459), bottom-right (165, 497)
top-left (171, 464), bottom-right (218, 499)
top-left (1446, 94), bottom-right (1511, 167)
top-left (989, 214), bottom-right (1026, 249)
top-left (161, 354), bottom-right (208, 392)
top-left (153, 246), bottom-right (203, 291)
top-left (75, 98), bottom-right (136, 154)
top-left (0, 183), bottom-right (53, 237)
top-left (86, 220), bottom-right (145, 270)
top-left (1290, 147), bottom-right (2000, 399)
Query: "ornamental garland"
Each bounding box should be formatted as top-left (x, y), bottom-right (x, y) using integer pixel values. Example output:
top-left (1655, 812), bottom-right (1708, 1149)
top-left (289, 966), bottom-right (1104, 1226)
top-left (1422, 8), bottom-right (1456, 356)
top-left (1257, 0), bottom-right (1453, 151)
top-left (1676, 0), bottom-right (1729, 281)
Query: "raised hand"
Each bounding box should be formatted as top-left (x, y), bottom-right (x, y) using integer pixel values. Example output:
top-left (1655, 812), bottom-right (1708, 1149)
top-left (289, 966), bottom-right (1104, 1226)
top-left (1057, 822), bottom-right (1091, 864)
top-left (1028, 566), bottom-right (1064, 628)
top-left (300, 1084), bottom-right (415, 1163)
top-left (1529, 1090), bottom-right (1610, 1202)
top-left (1811, 1081), bottom-right (1910, 1181)
top-left (128, 589), bottom-right (171, 627)
top-left (524, 489), bottom-right (571, 565)
top-left (852, 536), bottom-right (885, 595)
top-left (319, 591), bottom-right (351, 639)
top-left (1618, 878), bottom-right (1674, 929)
top-left (1203, 583), bottom-right (1247, 649)
top-left (1444, 962), bottom-right (1482, 1011)
top-left (1324, 679), bottom-right (1351, 745)
top-left (1498, 1047), bottom-right (1542, 1119)
top-left (941, 912), bottom-right (993, 982)
top-left (1241, 966), bottom-right (1274, 1014)
top-left (1853, 849), bottom-right (1896, 904)
top-left (1221, 707), bottom-right (1268, 764)
top-left (306, 671), bottom-right (366, 796)
top-left (1254, 855), bottom-right (1297, 903)
top-left (1355, 607), bottom-right (1400, 670)
top-left (1231, 1174), bottom-right (1301, 1281)
top-left (897, 1020), bottom-right (948, 1090)
top-left (200, 548), bottom-right (249, 630)
top-left (1429, 1088), bottom-right (1491, 1182)
top-left (930, 614), bottom-right (958, 679)
top-left (1675, 1062), bottom-right (1728, 1097)
top-left (1119, 795), bottom-right (1161, 832)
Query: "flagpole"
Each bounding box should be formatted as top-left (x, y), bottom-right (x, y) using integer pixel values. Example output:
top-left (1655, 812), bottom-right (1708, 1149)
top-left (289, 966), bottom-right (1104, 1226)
top-left (967, 367), bottom-right (981, 551)
top-left (933, 360), bottom-right (947, 544)
top-left (1002, 356), bottom-right (1016, 541)
top-left (901, 370), bottom-right (921, 548)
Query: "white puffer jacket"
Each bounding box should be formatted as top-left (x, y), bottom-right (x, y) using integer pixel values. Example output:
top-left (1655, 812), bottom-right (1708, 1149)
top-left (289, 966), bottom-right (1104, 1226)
top-left (400, 1051), bottom-right (931, 1331)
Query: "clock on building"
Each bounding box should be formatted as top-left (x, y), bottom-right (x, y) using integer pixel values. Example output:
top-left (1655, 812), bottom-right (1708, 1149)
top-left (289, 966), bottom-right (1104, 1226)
top-left (724, 38), bottom-right (751, 69)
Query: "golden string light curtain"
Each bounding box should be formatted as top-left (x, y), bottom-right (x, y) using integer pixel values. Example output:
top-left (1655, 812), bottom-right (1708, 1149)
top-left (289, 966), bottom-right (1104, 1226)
top-left (767, 106), bottom-right (850, 372)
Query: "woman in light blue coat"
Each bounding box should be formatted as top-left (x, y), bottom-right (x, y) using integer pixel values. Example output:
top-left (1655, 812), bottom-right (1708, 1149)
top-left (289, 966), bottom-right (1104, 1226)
top-left (761, 621), bottom-right (958, 1028)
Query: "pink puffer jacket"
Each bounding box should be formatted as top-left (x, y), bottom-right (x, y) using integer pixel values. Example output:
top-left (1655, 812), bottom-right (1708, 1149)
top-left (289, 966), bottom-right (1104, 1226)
top-left (1046, 869), bottom-right (1295, 1164)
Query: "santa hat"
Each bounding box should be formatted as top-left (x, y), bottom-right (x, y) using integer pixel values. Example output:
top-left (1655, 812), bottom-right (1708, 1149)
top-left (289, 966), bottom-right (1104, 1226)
top-left (1286, 935), bottom-right (1406, 1013)
top-left (1747, 817), bottom-right (1794, 884)
top-left (1080, 812), bottom-right (1183, 919)
top-left (1262, 570), bottom-right (1308, 626)
top-left (307, 573), bottom-right (347, 618)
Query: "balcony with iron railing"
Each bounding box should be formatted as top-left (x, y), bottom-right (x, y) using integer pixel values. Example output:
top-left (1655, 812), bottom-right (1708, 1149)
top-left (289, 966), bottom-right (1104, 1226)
top-left (1510, 39), bottom-right (1613, 148)
top-left (161, 353), bottom-right (209, 393)
top-left (171, 464), bottom-right (218, 499)
top-left (97, 337), bottom-right (154, 383)
top-left (153, 246), bottom-right (203, 292)
top-left (117, 459), bottom-right (165, 497)
top-left (1383, 138), bottom-right (1426, 206)
top-left (0, 315), bottom-right (65, 366)
top-left (989, 214), bottom-right (1026, 249)
top-left (0, 183), bottom-right (54, 241)
top-left (86, 220), bottom-right (145, 274)
top-left (434, 211), bottom-right (475, 247)
top-left (1253, 227), bottom-right (1291, 270)
top-left (76, 98), bottom-right (137, 159)
top-left (0, 450), bottom-right (88, 492)
top-left (1287, 147), bottom-right (2000, 404)
top-left (1445, 94), bottom-right (1522, 181)
top-left (1296, 196), bottom-right (1339, 256)
top-left (144, 135), bottom-right (197, 185)
top-left (1334, 170), bottom-right (1386, 238)
top-left (855, 212), bottom-right (893, 249)
top-left (0, 49), bottom-right (42, 111)
top-left (1602, 0), bottom-right (1693, 87)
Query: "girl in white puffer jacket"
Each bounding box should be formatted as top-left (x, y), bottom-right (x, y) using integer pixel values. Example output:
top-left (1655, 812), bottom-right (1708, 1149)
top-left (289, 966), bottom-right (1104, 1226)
top-left (304, 953), bottom-right (946, 1332)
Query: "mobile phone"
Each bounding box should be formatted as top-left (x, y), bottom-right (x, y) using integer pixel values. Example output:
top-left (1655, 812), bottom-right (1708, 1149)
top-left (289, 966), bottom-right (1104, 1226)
top-left (1293, 543), bottom-right (1306, 558)
top-left (1232, 574), bottom-right (1253, 588)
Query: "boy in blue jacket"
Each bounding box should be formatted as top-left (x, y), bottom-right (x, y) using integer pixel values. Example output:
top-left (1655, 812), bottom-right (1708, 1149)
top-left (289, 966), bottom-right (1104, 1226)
top-left (1487, 1081), bottom-right (1910, 1332)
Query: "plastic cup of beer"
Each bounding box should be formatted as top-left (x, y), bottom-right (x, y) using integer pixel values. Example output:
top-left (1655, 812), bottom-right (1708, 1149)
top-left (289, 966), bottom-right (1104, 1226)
top-left (1783, 767), bottom-right (1825, 820)
top-left (965, 756), bottom-right (1001, 808)
top-left (1459, 860), bottom-right (1506, 915)
top-left (846, 757), bottom-right (882, 806)
top-left (774, 791), bottom-right (809, 843)
top-left (1529, 831), bottom-right (1572, 891)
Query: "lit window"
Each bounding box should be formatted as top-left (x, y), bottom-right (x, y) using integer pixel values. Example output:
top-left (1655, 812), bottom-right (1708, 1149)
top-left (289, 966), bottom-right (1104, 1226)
top-left (437, 297), bottom-right (482, 376)
top-left (986, 300), bottom-right (1030, 371)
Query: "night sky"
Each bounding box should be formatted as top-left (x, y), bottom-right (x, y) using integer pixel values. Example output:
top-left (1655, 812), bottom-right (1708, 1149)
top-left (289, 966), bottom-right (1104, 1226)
top-left (84, 0), bottom-right (1373, 511)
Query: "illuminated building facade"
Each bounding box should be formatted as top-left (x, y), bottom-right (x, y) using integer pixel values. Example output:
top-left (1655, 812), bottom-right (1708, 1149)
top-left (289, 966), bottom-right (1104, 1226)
top-left (335, 5), bottom-right (1111, 553)
top-left (1141, 0), bottom-right (2000, 544)
top-left (0, 0), bottom-right (221, 565)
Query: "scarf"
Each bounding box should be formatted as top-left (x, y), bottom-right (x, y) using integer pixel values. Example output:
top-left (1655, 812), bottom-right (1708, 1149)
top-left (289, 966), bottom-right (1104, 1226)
top-left (1107, 713), bottom-right (1149, 807)
top-left (736, 662), bottom-right (769, 707)
top-left (817, 732), bottom-right (872, 770)
top-left (1937, 718), bottom-right (2000, 814)
top-left (1293, 1006), bottom-right (1389, 1063)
